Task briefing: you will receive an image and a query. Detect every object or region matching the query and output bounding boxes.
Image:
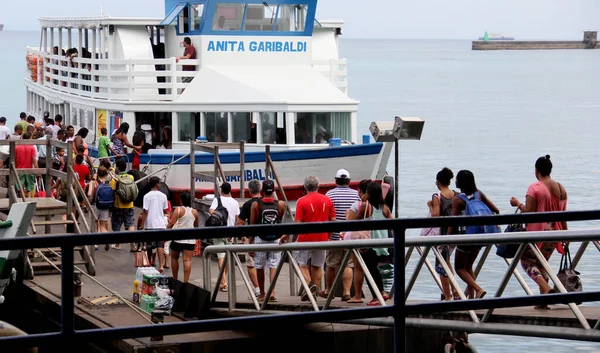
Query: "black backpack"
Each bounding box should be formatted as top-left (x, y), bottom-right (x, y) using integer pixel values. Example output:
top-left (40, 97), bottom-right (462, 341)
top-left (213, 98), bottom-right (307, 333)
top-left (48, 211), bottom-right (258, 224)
top-left (258, 198), bottom-right (281, 241)
top-left (206, 197), bottom-right (229, 227)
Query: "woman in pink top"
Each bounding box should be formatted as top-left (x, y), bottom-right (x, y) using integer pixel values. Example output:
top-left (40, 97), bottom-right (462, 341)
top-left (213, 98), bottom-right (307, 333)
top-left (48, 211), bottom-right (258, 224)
top-left (510, 155), bottom-right (568, 306)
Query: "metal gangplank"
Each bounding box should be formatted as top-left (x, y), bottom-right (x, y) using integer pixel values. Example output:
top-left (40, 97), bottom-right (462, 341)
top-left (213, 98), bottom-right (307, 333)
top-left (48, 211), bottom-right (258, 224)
top-left (189, 141), bottom-right (294, 222)
top-left (404, 225), bottom-right (600, 342)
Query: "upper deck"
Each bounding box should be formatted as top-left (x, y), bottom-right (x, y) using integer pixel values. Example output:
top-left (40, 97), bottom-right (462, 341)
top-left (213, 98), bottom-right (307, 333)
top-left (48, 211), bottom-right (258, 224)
top-left (25, 0), bottom-right (351, 112)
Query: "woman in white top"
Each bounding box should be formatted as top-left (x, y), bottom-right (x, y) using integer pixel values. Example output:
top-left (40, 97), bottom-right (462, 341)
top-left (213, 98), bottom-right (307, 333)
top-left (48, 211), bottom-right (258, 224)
top-left (167, 192), bottom-right (199, 282)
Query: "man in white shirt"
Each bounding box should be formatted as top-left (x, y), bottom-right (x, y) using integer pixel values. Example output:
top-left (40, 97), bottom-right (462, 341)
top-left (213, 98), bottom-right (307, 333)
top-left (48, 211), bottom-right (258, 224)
top-left (138, 176), bottom-right (169, 273)
top-left (209, 182), bottom-right (240, 291)
top-left (0, 117), bottom-right (11, 140)
top-left (212, 15), bottom-right (230, 30)
top-left (0, 117), bottom-right (11, 168)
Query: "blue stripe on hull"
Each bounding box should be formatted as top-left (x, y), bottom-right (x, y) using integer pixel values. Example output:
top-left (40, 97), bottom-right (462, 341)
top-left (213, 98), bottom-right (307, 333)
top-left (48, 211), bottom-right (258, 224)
top-left (90, 143), bottom-right (384, 165)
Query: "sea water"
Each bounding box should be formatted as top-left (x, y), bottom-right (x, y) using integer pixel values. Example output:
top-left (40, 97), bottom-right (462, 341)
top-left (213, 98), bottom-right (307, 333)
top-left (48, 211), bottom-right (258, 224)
top-left (3, 31), bottom-right (600, 351)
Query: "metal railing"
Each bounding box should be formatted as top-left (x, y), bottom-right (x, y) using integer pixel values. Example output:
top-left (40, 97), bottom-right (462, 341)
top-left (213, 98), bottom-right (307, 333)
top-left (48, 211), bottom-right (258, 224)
top-left (202, 239), bottom-right (393, 311)
top-left (2, 209), bottom-right (600, 350)
top-left (26, 48), bottom-right (349, 102)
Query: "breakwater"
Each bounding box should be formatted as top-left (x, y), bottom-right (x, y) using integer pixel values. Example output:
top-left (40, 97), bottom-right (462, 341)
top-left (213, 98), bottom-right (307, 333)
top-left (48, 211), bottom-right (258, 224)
top-left (473, 31), bottom-right (598, 51)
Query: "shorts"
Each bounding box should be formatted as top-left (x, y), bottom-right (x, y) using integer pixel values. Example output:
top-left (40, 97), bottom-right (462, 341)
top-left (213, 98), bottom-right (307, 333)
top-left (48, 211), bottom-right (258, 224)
top-left (171, 241), bottom-right (195, 252)
top-left (18, 175), bottom-right (35, 192)
top-left (211, 238), bottom-right (230, 259)
top-left (246, 252), bottom-right (255, 267)
top-left (434, 246), bottom-right (455, 277)
top-left (325, 249), bottom-right (353, 268)
top-left (456, 245), bottom-right (482, 254)
top-left (111, 208), bottom-right (135, 231)
top-left (253, 237), bottom-right (282, 270)
top-left (293, 249), bottom-right (326, 268)
top-left (97, 209), bottom-right (110, 222)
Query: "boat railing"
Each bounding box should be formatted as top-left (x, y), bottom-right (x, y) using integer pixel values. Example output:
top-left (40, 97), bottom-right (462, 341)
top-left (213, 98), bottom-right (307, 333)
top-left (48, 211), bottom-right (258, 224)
top-left (312, 58), bottom-right (348, 93)
top-left (26, 47), bottom-right (200, 102)
top-left (26, 47), bottom-right (349, 102)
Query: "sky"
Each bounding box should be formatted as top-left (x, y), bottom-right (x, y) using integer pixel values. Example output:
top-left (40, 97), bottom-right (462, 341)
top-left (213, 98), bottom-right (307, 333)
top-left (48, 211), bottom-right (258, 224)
top-left (1, 0), bottom-right (599, 39)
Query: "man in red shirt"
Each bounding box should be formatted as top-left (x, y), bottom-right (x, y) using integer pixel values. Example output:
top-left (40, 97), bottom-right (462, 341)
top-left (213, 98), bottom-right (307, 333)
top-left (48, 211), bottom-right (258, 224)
top-left (176, 37), bottom-right (197, 84)
top-left (294, 176), bottom-right (336, 301)
top-left (15, 132), bottom-right (38, 198)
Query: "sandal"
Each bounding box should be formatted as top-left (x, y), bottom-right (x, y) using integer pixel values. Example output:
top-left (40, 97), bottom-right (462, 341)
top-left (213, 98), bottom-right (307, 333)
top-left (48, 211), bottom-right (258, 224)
top-left (367, 299), bottom-right (381, 306)
top-left (476, 290), bottom-right (487, 299)
top-left (534, 305), bottom-right (550, 310)
top-left (111, 244), bottom-right (121, 250)
top-left (104, 244), bottom-right (110, 251)
top-left (347, 298), bottom-right (364, 304)
top-left (341, 295), bottom-right (351, 302)
top-left (269, 297), bottom-right (278, 303)
top-left (317, 290), bottom-right (329, 299)
top-left (220, 285), bottom-right (228, 292)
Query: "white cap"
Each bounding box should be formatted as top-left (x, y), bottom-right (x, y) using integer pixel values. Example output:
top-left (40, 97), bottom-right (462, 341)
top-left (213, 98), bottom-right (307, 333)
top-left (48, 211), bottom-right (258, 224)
top-left (335, 169), bottom-right (350, 179)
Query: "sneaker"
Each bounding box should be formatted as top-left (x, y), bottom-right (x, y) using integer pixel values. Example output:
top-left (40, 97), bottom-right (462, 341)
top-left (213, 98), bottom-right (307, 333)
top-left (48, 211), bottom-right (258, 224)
top-left (301, 282), bottom-right (318, 302)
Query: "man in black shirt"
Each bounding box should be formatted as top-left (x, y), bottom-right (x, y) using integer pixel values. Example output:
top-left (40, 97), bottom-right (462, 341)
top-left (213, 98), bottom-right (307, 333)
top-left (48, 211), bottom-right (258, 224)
top-left (236, 179), bottom-right (262, 298)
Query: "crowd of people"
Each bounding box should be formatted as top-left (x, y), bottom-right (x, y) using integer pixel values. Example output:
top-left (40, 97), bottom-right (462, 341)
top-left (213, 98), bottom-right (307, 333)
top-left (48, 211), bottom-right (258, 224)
top-left (425, 155), bottom-right (568, 309)
top-left (209, 171), bottom-right (393, 306)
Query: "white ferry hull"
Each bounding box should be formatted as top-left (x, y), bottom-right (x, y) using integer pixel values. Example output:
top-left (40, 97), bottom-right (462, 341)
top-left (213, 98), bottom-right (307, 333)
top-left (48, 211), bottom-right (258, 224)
top-left (112, 143), bottom-right (391, 200)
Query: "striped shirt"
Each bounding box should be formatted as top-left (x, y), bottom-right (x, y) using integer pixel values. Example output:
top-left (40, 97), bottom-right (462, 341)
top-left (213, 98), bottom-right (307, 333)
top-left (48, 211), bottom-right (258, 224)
top-left (326, 186), bottom-right (360, 241)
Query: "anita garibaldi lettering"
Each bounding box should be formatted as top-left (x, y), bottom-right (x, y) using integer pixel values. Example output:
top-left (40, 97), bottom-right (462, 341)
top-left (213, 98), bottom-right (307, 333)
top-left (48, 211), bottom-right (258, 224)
top-left (207, 40), bottom-right (308, 52)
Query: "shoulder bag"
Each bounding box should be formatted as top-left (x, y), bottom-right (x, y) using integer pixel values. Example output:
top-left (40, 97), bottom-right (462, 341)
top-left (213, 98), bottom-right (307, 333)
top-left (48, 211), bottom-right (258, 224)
top-left (553, 243), bottom-right (582, 294)
top-left (496, 209), bottom-right (525, 258)
top-left (343, 202), bottom-right (372, 241)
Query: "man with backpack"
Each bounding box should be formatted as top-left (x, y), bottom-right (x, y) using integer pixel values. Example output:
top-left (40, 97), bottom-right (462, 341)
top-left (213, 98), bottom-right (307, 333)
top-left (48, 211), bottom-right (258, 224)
top-left (138, 177), bottom-right (169, 273)
top-left (109, 159), bottom-right (139, 250)
top-left (208, 182), bottom-right (240, 292)
top-left (249, 180), bottom-right (286, 302)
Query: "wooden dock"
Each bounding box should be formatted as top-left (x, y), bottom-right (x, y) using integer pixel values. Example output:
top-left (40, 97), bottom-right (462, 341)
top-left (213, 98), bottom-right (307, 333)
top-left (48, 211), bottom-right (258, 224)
top-left (12, 237), bottom-right (392, 352)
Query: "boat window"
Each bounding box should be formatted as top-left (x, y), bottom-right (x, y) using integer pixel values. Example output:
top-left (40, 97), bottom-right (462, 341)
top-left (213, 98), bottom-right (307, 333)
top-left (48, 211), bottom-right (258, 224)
top-left (204, 112), bottom-right (228, 142)
top-left (232, 112), bottom-right (252, 143)
top-left (178, 112), bottom-right (201, 142)
top-left (295, 112), bottom-right (350, 144)
top-left (190, 4), bottom-right (205, 32)
top-left (259, 112), bottom-right (286, 144)
top-left (276, 4), bottom-right (308, 32)
top-left (178, 5), bottom-right (190, 34)
top-left (244, 4), bottom-right (276, 31)
top-left (212, 3), bottom-right (245, 31)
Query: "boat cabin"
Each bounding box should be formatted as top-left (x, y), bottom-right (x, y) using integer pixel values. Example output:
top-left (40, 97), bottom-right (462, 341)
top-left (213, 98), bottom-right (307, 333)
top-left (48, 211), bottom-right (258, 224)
top-left (25, 0), bottom-right (358, 150)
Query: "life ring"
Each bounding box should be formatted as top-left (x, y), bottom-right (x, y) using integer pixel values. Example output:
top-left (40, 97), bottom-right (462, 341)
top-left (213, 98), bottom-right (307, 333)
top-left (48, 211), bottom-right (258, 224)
top-left (0, 320), bottom-right (38, 352)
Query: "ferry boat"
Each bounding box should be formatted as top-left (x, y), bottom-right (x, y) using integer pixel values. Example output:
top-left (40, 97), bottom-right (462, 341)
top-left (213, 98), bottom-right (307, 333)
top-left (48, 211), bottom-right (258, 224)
top-left (23, 0), bottom-right (393, 200)
top-left (478, 31), bottom-right (515, 41)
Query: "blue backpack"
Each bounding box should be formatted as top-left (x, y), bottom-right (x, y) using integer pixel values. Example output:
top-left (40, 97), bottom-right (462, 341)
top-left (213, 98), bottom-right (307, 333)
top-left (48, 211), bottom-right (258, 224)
top-left (96, 181), bottom-right (115, 210)
top-left (457, 192), bottom-right (499, 234)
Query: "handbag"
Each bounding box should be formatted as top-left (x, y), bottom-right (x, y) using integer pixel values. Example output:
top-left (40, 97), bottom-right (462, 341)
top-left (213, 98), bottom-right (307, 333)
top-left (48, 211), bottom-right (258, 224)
top-left (419, 193), bottom-right (441, 237)
top-left (343, 202), bottom-right (372, 241)
top-left (134, 250), bottom-right (151, 268)
top-left (496, 209), bottom-right (525, 258)
top-left (553, 243), bottom-right (582, 293)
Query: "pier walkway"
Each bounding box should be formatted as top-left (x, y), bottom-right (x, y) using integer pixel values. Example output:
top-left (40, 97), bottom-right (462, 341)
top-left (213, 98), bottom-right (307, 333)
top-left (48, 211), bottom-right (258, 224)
top-left (3, 208), bottom-right (600, 352)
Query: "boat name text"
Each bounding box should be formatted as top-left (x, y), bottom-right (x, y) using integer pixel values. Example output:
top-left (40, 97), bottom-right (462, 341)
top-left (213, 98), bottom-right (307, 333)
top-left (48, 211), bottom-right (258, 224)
top-left (206, 40), bottom-right (307, 53)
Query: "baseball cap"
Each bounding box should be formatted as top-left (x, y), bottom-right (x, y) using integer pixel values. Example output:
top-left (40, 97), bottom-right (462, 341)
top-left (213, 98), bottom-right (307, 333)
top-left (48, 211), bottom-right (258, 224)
top-left (262, 179), bottom-right (275, 193)
top-left (335, 169), bottom-right (350, 180)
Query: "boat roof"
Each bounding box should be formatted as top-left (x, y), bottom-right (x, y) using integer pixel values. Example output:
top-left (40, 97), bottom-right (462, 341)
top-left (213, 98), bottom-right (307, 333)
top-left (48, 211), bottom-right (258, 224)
top-left (177, 65), bottom-right (357, 109)
top-left (37, 16), bottom-right (339, 30)
top-left (38, 17), bottom-right (163, 28)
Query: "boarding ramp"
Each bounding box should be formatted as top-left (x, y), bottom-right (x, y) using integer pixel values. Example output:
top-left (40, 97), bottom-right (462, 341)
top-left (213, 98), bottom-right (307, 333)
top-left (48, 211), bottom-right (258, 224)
top-left (0, 139), bottom-right (97, 276)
